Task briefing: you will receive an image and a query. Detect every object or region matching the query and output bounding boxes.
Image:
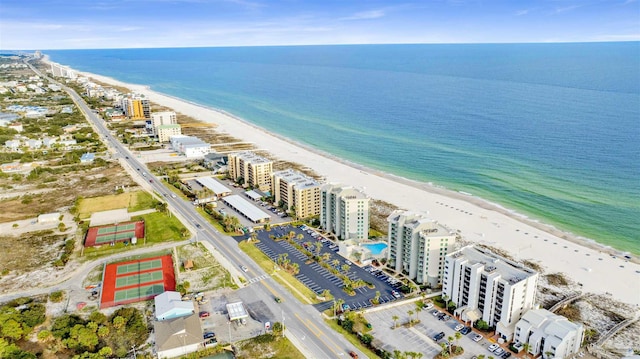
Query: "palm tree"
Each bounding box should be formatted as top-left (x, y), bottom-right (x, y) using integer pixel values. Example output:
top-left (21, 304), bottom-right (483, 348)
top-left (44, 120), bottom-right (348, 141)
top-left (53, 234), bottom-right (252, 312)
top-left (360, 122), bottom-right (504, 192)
top-left (341, 264), bottom-right (350, 273)
top-left (392, 315), bottom-right (399, 329)
top-left (288, 230), bottom-right (296, 240)
top-left (522, 343), bottom-right (532, 359)
top-left (407, 310), bottom-right (414, 324)
top-left (321, 252), bottom-right (331, 262)
top-left (249, 231), bottom-right (258, 243)
top-left (297, 233), bottom-right (305, 241)
top-left (314, 241), bottom-right (323, 254)
top-left (321, 289), bottom-right (331, 300)
top-left (454, 332), bottom-right (462, 349)
top-left (414, 303), bottom-right (422, 319)
top-left (332, 259), bottom-right (340, 268)
top-left (447, 336), bottom-right (454, 355)
top-left (374, 291), bottom-right (381, 304)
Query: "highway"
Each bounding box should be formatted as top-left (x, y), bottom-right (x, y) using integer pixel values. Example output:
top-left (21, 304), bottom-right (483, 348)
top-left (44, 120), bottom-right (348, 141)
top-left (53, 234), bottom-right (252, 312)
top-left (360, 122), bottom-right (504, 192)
top-left (26, 58), bottom-right (366, 359)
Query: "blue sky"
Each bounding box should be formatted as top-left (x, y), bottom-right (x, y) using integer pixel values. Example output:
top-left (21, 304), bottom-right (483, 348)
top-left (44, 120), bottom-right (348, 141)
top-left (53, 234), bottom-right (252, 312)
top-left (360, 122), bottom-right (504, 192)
top-left (1, 0), bottom-right (638, 49)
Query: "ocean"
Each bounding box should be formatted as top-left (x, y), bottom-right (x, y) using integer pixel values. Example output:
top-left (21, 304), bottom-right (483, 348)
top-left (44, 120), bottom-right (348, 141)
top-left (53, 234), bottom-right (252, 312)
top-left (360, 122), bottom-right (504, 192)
top-left (44, 43), bottom-right (640, 254)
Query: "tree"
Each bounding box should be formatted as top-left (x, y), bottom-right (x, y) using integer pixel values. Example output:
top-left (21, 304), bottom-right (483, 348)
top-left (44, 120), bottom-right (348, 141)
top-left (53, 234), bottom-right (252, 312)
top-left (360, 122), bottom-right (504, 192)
top-left (447, 335), bottom-right (454, 355)
top-left (272, 322), bottom-right (283, 336)
top-left (522, 343), bottom-right (532, 359)
top-left (407, 310), bottom-right (414, 325)
top-left (342, 264), bottom-right (351, 273)
top-left (392, 315), bottom-right (399, 329)
top-left (1, 319), bottom-right (24, 341)
top-left (454, 331), bottom-right (462, 348)
top-left (314, 241), bottom-right (323, 254)
top-left (112, 316), bottom-right (126, 331)
top-left (374, 291), bottom-right (381, 304)
top-left (361, 333), bottom-right (373, 345)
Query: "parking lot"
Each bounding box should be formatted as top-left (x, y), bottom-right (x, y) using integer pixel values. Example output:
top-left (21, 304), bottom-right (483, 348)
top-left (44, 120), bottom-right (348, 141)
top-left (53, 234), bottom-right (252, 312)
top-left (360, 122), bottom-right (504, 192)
top-left (364, 302), bottom-right (517, 358)
top-left (235, 224), bottom-right (404, 312)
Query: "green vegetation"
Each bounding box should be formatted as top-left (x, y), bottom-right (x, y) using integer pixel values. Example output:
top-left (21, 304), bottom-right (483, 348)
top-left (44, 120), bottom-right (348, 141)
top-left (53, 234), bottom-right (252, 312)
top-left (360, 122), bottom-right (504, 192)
top-left (0, 298), bottom-right (47, 359)
top-left (75, 191), bottom-right (154, 219)
top-left (235, 332), bottom-right (305, 359)
top-left (325, 317), bottom-right (380, 359)
top-left (135, 211), bottom-right (189, 243)
top-left (49, 291), bottom-right (64, 303)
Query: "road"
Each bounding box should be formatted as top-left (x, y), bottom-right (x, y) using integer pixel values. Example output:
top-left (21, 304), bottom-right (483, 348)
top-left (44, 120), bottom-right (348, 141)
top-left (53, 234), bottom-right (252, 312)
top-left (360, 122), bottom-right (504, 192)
top-left (25, 59), bottom-right (365, 359)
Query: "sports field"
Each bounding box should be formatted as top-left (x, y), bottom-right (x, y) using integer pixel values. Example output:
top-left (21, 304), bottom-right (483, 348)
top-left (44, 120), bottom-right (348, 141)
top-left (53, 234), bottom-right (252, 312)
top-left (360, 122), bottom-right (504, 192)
top-left (100, 255), bottom-right (175, 308)
top-left (84, 221), bottom-right (145, 247)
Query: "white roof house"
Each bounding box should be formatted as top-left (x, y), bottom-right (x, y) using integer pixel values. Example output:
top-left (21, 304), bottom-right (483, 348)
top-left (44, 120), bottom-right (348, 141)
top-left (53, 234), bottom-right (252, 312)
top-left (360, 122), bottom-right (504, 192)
top-left (514, 308), bottom-right (584, 359)
top-left (155, 291), bottom-right (195, 321)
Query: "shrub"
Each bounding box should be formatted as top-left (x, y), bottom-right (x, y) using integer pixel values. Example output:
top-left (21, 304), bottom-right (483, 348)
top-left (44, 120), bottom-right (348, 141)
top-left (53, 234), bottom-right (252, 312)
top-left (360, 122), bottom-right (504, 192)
top-left (50, 291), bottom-right (64, 303)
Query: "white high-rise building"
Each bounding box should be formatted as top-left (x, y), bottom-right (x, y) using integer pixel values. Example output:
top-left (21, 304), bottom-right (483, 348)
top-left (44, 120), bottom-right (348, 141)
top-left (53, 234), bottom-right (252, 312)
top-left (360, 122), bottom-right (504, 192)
top-left (320, 184), bottom-right (369, 240)
top-left (443, 245), bottom-right (539, 341)
top-left (387, 211), bottom-right (456, 287)
top-left (272, 169), bottom-right (321, 219)
top-left (514, 309), bottom-right (584, 359)
top-left (151, 111), bottom-right (177, 133)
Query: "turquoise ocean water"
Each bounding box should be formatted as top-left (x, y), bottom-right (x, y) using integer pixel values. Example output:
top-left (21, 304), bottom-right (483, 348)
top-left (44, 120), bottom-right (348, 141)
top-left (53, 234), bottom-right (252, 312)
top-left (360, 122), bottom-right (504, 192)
top-left (44, 43), bottom-right (640, 254)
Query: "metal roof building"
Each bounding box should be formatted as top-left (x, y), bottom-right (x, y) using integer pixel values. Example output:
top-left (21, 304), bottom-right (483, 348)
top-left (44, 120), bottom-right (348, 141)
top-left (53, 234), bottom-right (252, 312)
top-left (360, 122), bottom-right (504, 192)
top-left (195, 177), bottom-right (232, 197)
top-left (226, 301), bottom-right (249, 321)
top-left (222, 195), bottom-right (270, 223)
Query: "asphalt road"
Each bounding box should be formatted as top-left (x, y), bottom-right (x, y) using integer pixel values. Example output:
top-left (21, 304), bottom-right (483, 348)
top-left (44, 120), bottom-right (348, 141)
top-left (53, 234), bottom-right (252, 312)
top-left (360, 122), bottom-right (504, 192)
top-left (26, 59), bottom-right (367, 358)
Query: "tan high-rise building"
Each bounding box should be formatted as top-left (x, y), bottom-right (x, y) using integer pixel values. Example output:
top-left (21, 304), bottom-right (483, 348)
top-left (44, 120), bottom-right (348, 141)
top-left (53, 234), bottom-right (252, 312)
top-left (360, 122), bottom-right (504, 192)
top-left (227, 151), bottom-right (273, 192)
top-left (387, 211), bottom-right (456, 287)
top-left (121, 95), bottom-right (150, 119)
top-left (272, 169), bottom-right (321, 219)
top-left (320, 184), bottom-right (369, 240)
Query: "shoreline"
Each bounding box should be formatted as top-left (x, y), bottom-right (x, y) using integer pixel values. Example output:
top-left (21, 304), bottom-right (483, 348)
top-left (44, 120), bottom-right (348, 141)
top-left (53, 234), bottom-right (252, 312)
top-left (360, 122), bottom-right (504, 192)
top-left (56, 61), bottom-right (639, 306)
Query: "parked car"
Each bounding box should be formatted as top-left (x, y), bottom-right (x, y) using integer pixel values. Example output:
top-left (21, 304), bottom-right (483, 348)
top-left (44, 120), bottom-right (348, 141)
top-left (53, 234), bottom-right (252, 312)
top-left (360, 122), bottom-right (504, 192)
top-left (432, 309), bottom-right (440, 316)
top-left (494, 348), bottom-right (505, 356)
top-left (472, 334), bottom-right (483, 342)
top-left (501, 352), bottom-right (512, 359)
top-left (460, 326), bottom-right (472, 335)
top-left (433, 332), bottom-right (445, 341)
top-left (454, 324), bottom-right (464, 331)
top-left (199, 311), bottom-right (210, 319)
top-left (391, 290), bottom-right (402, 299)
top-left (203, 332), bottom-right (216, 339)
top-left (488, 344), bottom-right (499, 352)
top-left (424, 302), bottom-right (434, 310)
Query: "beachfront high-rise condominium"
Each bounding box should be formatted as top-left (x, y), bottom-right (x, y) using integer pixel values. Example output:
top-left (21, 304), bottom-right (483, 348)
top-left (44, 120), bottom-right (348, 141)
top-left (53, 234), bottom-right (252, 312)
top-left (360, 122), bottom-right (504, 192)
top-left (120, 95), bottom-right (151, 120)
top-left (387, 211), bottom-right (456, 287)
top-left (157, 124), bottom-right (182, 143)
top-left (228, 151), bottom-right (273, 192)
top-left (443, 245), bottom-right (539, 341)
top-left (151, 111), bottom-right (177, 135)
top-left (272, 169), bottom-right (321, 219)
top-left (320, 184), bottom-right (370, 240)
top-left (514, 309), bottom-right (584, 359)
top-left (169, 135), bottom-right (210, 158)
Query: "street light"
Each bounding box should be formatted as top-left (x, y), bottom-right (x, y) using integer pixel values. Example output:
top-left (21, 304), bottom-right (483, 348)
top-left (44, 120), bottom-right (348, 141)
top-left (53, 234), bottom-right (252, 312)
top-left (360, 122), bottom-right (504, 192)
top-left (227, 321), bottom-right (232, 344)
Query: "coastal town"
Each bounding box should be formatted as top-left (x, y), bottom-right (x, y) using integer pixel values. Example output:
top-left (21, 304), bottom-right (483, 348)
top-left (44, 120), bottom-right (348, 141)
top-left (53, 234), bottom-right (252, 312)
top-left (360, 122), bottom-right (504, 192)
top-left (0, 52), bottom-right (637, 359)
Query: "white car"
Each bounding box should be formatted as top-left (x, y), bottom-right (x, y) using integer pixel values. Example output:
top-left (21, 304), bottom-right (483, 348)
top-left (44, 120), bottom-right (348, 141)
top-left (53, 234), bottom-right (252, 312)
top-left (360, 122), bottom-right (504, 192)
top-left (494, 348), bottom-right (505, 356)
top-left (454, 324), bottom-right (464, 331)
top-left (472, 334), bottom-right (483, 342)
top-left (240, 265), bottom-right (248, 272)
top-left (424, 302), bottom-right (434, 310)
top-left (488, 344), bottom-right (499, 352)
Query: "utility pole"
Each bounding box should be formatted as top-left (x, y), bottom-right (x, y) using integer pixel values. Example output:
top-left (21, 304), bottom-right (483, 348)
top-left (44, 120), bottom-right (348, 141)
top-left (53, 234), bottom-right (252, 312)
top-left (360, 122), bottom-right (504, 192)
top-left (282, 310), bottom-right (285, 338)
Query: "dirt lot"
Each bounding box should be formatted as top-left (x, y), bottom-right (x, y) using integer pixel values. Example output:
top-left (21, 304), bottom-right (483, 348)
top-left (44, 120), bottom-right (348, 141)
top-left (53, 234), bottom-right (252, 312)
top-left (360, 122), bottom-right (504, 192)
top-left (0, 162), bottom-right (137, 223)
top-left (176, 242), bottom-right (234, 292)
top-left (76, 190), bottom-right (154, 219)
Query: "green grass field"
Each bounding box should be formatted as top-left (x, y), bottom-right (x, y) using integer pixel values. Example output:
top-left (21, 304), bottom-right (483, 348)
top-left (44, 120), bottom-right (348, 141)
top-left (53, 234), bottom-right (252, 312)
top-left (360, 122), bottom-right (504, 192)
top-left (133, 212), bottom-right (189, 243)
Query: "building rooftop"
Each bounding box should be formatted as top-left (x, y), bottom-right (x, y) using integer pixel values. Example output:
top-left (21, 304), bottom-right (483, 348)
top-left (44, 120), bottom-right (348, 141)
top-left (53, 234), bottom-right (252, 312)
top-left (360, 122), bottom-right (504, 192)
top-left (154, 314), bottom-right (202, 352)
top-left (222, 195), bottom-right (270, 223)
top-left (273, 169), bottom-right (321, 189)
top-left (226, 301), bottom-right (249, 321)
top-left (449, 245), bottom-right (537, 284)
top-left (195, 177), bottom-right (231, 195)
top-left (158, 124), bottom-right (181, 129)
top-left (231, 151), bottom-right (272, 164)
top-left (323, 183), bottom-right (369, 200)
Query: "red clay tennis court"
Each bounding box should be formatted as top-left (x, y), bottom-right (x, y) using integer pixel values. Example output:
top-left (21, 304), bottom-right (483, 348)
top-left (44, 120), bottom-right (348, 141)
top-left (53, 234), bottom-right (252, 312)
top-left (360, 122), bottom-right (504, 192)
top-left (84, 220), bottom-right (145, 247)
top-left (100, 255), bottom-right (175, 308)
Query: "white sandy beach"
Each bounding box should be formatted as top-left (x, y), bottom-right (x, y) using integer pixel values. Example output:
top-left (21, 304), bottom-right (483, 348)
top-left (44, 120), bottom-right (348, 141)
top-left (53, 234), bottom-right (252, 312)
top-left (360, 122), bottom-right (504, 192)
top-left (79, 70), bottom-right (640, 306)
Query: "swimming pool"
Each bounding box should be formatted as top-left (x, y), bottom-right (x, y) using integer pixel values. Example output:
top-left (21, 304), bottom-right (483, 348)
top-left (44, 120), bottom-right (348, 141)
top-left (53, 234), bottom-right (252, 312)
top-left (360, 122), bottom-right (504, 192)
top-left (361, 242), bottom-right (388, 255)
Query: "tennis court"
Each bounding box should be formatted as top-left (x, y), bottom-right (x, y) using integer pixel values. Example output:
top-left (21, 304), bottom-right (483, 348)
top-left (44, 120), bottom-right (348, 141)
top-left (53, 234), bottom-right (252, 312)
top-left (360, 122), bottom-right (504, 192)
top-left (115, 271), bottom-right (164, 288)
top-left (100, 255), bottom-right (176, 308)
top-left (113, 284), bottom-right (165, 301)
top-left (116, 259), bottom-right (162, 275)
top-left (84, 220), bottom-right (145, 247)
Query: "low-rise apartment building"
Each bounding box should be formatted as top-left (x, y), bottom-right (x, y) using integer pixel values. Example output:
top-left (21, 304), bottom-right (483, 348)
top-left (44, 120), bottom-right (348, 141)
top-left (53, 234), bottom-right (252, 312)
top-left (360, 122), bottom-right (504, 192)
top-left (387, 211), bottom-right (456, 287)
top-left (320, 183), bottom-right (370, 240)
top-left (514, 309), bottom-right (584, 359)
top-left (443, 245), bottom-right (539, 341)
top-left (170, 135), bottom-right (210, 158)
top-left (228, 151), bottom-right (273, 192)
top-left (157, 124), bottom-right (182, 143)
top-left (272, 169), bottom-right (321, 219)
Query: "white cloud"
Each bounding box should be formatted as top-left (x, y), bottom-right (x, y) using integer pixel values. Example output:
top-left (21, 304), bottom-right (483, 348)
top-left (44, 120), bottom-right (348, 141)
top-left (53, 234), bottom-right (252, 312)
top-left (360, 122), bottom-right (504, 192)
top-left (340, 9), bottom-right (386, 21)
top-left (516, 9), bottom-right (530, 16)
